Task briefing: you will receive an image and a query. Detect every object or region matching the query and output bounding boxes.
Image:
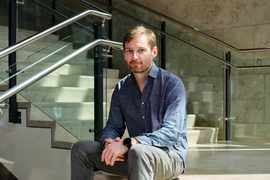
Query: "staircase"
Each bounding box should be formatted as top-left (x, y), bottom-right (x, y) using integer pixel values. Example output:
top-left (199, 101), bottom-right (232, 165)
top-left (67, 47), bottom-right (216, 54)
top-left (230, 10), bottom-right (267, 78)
top-left (0, 25), bottom-right (121, 149)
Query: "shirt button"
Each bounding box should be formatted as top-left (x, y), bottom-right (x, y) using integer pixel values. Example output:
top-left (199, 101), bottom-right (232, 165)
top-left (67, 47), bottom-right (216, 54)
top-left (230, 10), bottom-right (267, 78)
top-left (142, 102), bottom-right (144, 104)
top-left (142, 116), bottom-right (145, 119)
top-left (146, 129), bottom-right (148, 131)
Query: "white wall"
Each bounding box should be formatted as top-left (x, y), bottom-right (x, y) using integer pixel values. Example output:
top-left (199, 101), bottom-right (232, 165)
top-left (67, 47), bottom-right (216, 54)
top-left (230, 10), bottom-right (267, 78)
top-left (0, 109), bottom-right (71, 180)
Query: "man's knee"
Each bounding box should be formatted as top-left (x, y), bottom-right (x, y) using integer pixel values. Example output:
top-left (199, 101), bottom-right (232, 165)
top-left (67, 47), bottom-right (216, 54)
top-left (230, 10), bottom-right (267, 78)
top-left (129, 144), bottom-right (144, 158)
top-left (128, 144), bottom-right (153, 163)
top-left (71, 141), bottom-right (85, 154)
top-left (71, 140), bottom-right (101, 156)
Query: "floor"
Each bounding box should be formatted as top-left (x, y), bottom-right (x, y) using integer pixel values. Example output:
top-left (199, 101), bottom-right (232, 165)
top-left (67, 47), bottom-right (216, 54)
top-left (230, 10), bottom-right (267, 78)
top-left (181, 141), bottom-right (270, 180)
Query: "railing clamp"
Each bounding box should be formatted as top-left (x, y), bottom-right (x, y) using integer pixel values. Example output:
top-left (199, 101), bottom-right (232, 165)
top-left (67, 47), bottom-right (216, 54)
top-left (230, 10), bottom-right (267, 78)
top-left (16, 0), bottom-right (24, 5)
top-left (218, 117), bottom-right (236, 121)
top-left (102, 19), bottom-right (106, 28)
top-left (0, 103), bottom-right (10, 115)
top-left (101, 53), bottom-right (113, 58)
top-left (219, 65), bottom-right (228, 69)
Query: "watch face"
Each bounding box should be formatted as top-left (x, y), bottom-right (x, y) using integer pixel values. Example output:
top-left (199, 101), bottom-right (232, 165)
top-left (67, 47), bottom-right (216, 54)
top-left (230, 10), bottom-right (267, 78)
top-left (124, 138), bottom-right (132, 149)
top-left (124, 138), bottom-right (131, 144)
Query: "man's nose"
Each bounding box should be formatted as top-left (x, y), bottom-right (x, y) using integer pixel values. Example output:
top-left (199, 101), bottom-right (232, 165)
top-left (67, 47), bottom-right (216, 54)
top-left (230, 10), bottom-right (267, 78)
top-left (132, 52), bottom-right (139, 60)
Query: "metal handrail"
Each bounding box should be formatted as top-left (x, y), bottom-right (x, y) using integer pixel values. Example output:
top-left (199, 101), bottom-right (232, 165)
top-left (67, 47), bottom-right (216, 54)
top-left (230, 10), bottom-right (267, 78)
top-left (26, 0), bottom-right (95, 35)
top-left (0, 39), bottom-right (123, 103)
top-left (0, 10), bottom-right (112, 59)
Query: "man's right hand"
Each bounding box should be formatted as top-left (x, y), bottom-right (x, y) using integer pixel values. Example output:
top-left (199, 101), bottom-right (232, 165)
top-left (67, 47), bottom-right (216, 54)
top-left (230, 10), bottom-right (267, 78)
top-left (101, 137), bottom-right (128, 166)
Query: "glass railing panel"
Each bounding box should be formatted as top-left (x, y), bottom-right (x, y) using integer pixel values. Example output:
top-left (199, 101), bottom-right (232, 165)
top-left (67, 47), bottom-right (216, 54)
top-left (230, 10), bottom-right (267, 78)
top-left (17, 0), bottom-right (61, 40)
top-left (0, 0), bottom-right (9, 51)
top-left (231, 67), bottom-right (270, 143)
top-left (2, 0), bottom-right (95, 74)
top-left (229, 49), bottom-right (255, 75)
top-left (21, 0), bottom-right (94, 42)
top-left (0, 1), bottom-right (12, 67)
top-left (165, 32), bottom-right (225, 141)
top-left (111, 0), bottom-right (161, 28)
top-left (166, 23), bottom-right (225, 60)
top-left (0, 0), bottom-right (8, 27)
top-left (20, 28), bottom-right (98, 141)
top-left (0, 26), bottom-right (109, 142)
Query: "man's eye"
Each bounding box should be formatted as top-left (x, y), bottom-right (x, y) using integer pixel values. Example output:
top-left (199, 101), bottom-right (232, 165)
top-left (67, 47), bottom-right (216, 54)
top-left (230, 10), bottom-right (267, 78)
top-left (140, 49), bottom-right (144, 52)
top-left (126, 50), bottom-right (132, 53)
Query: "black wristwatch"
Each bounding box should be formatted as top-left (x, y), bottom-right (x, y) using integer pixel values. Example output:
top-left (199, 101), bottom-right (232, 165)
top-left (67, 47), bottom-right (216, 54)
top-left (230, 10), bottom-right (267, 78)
top-left (123, 138), bottom-right (132, 149)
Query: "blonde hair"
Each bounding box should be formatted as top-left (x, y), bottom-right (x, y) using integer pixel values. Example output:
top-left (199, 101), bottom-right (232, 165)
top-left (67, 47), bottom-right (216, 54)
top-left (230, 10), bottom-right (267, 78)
top-left (123, 26), bottom-right (156, 50)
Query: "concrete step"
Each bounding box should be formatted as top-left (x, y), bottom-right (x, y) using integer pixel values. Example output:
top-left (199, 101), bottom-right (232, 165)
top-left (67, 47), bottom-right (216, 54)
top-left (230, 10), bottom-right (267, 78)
top-left (185, 82), bottom-right (214, 93)
top-left (0, 39), bottom-right (60, 53)
top-left (17, 62), bottom-right (95, 75)
top-left (20, 86), bottom-right (115, 102)
top-left (30, 102), bottom-right (109, 120)
top-left (187, 127), bottom-right (219, 145)
top-left (186, 114), bottom-right (219, 145)
top-left (0, 42), bottom-right (87, 61)
top-left (18, 74), bottom-right (119, 89)
top-left (57, 120), bottom-right (95, 141)
top-left (0, 25), bottom-right (59, 43)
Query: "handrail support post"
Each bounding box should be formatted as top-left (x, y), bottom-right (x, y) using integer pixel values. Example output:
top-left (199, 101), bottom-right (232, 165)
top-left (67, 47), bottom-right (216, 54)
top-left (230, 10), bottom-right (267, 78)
top-left (8, 0), bottom-right (21, 124)
top-left (93, 21), bottom-right (104, 141)
top-left (225, 51), bottom-right (231, 141)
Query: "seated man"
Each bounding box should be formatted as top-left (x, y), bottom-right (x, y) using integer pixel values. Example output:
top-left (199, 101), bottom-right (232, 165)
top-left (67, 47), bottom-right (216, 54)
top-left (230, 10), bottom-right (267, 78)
top-left (71, 26), bottom-right (188, 180)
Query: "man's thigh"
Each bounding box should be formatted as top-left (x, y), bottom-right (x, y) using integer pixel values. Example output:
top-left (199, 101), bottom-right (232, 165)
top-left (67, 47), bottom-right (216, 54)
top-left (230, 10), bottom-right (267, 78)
top-left (128, 144), bottom-right (183, 180)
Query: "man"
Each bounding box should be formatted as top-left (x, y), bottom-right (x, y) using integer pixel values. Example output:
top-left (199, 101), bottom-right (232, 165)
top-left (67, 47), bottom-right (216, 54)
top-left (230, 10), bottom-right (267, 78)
top-left (71, 26), bottom-right (188, 180)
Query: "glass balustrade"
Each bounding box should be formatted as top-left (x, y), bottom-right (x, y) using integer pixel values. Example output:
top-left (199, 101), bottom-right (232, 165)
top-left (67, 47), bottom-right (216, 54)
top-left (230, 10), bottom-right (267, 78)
top-left (231, 63), bottom-right (270, 143)
top-left (164, 31), bottom-right (225, 141)
top-left (0, 26), bottom-right (108, 143)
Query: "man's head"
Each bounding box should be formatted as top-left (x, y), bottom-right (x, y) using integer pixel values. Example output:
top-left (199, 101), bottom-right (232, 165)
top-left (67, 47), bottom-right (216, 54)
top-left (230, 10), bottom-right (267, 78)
top-left (123, 26), bottom-right (156, 51)
top-left (123, 26), bottom-right (158, 74)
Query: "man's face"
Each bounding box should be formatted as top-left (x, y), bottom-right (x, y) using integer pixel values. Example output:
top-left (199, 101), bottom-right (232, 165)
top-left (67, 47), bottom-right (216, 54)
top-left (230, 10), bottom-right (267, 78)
top-left (123, 34), bottom-right (157, 74)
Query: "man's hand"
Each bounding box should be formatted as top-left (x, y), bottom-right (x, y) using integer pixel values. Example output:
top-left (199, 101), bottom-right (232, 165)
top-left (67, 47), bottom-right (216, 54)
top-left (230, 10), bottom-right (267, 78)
top-left (101, 137), bottom-right (128, 166)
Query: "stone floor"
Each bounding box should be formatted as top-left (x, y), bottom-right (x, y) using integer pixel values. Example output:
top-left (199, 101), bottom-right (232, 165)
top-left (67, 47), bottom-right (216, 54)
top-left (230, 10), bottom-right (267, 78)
top-left (180, 141), bottom-right (270, 180)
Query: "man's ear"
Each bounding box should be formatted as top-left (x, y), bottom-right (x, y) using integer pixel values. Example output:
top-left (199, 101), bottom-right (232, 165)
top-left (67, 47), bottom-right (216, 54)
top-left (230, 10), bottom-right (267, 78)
top-left (152, 46), bottom-right (158, 58)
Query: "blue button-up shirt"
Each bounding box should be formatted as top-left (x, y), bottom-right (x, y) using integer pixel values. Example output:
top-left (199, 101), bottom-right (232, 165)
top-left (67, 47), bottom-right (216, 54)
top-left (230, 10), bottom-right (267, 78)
top-left (102, 62), bottom-right (188, 171)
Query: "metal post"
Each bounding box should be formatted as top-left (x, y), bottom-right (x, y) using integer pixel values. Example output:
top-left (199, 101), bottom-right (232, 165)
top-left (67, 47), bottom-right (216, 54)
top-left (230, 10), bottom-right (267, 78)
top-left (226, 51), bottom-right (231, 141)
top-left (93, 22), bottom-right (103, 141)
top-left (108, 0), bottom-right (113, 69)
top-left (51, 0), bottom-right (56, 26)
top-left (161, 21), bottom-right (166, 69)
top-left (8, 0), bottom-right (21, 123)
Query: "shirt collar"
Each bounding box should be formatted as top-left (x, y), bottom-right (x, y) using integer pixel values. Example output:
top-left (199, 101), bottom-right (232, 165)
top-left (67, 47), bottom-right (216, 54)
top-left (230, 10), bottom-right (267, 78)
top-left (148, 62), bottom-right (159, 79)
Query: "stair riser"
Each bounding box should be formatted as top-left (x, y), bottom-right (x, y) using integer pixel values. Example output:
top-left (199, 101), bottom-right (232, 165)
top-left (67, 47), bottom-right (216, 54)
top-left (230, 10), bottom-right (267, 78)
top-left (30, 103), bottom-right (110, 120)
top-left (20, 88), bottom-right (114, 102)
top-left (18, 74), bottom-right (119, 89)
